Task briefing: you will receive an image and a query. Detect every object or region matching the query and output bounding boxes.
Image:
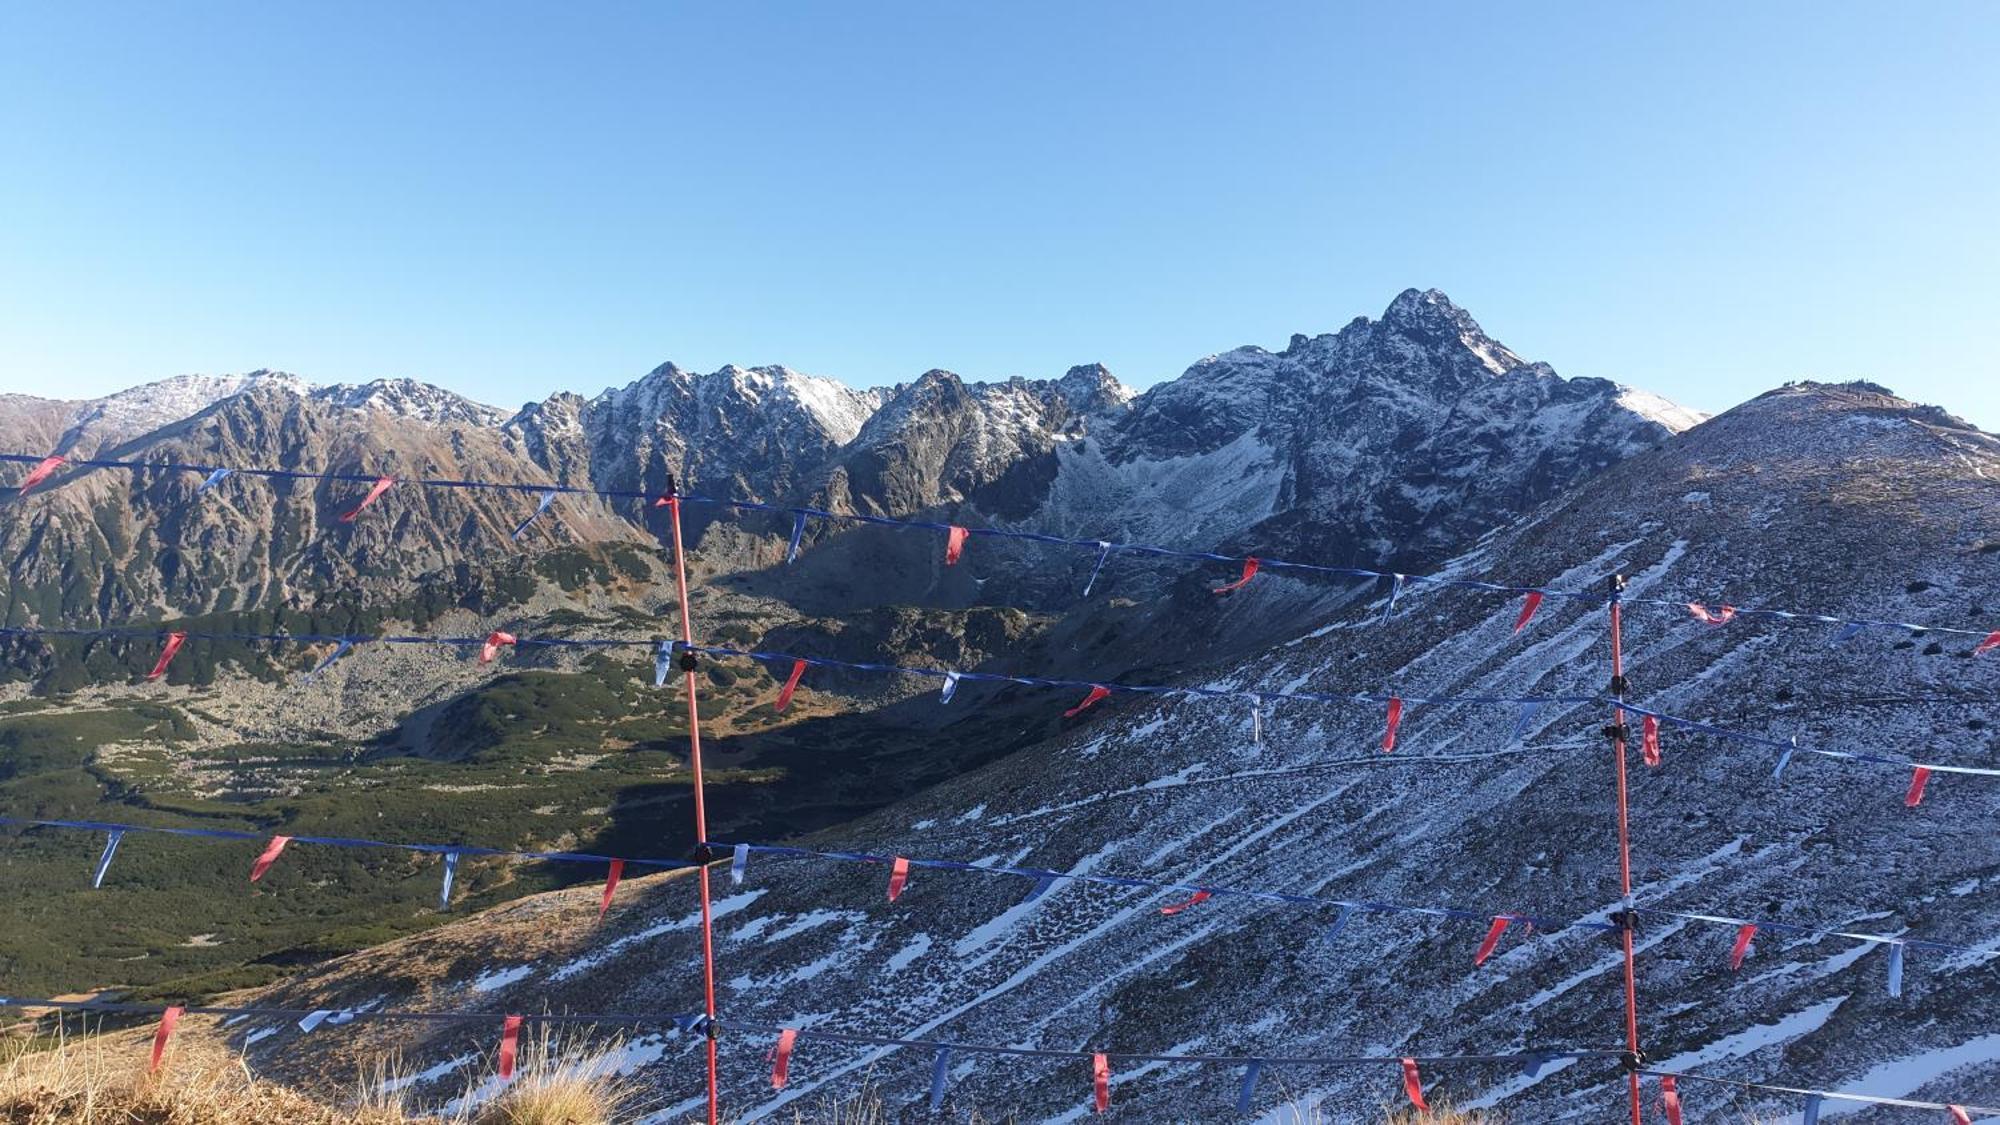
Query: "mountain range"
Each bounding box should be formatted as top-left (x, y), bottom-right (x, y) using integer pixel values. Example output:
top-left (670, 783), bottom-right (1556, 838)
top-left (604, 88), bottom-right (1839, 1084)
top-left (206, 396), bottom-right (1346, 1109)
top-left (4, 291), bottom-right (1995, 1122)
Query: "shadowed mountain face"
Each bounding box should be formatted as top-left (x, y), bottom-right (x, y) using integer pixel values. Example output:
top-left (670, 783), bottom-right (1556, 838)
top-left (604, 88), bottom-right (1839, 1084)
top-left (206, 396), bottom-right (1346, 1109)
top-left (225, 382), bottom-right (2000, 1122)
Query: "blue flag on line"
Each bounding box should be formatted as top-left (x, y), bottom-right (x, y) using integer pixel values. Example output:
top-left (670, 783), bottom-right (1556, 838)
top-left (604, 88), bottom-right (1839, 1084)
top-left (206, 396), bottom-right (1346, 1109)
top-left (940, 671), bottom-right (961, 704)
top-left (1082, 541), bottom-right (1113, 597)
top-left (1020, 873), bottom-right (1059, 905)
top-left (91, 830), bottom-right (124, 888)
top-left (1519, 1052), bottom-right (1551, 1079)
top-left (1802, 1093), bottom-right (1823, 1124)
top-left (1324, 904), bottom-right (1356, 943)
top-left (1236, 1060), bottom-right (1264, 1113)
top-left (196, 467), bottom-right (232, 494)
top-left (730, 843), bottom-right (749, 885)
top-left (1887, 942), bottom-right (1905, 998)
top-left (438, 851), bottom-right (459, 911)
top-left (511, 491), bottom-right (559, 540)
top-left (655, 641), bottom-right (674, 688)
top-left (301, 640), bottom-right (353, 687)
top-left (1510, 700), bottom-right (1543, 744)
top-left (1381, 574), bottom-right (1406, 623)
top-left (786, 512), bottom-right (806, 563)
top-left (1830, 622), bottom-right (1864, 645)
top-left (929, 1046), bottom-right (952, 1111)
top-left (1773, 737), bottom-right (1798, 781)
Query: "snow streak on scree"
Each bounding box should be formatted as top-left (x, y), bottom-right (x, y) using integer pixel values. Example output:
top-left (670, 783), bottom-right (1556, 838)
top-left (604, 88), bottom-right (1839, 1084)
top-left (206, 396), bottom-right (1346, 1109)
top-left (5, 458), bottom-right (2000, 1119)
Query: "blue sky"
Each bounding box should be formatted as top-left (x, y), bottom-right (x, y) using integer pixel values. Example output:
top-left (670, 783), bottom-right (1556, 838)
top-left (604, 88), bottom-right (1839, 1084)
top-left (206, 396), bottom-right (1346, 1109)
top-left (1, 3), bottom-right (1995, 426)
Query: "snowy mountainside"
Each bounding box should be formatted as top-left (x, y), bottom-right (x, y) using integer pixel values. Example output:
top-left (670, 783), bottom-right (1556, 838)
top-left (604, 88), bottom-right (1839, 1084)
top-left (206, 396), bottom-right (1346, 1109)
top-left (232, 382), bottom-right (2000, 1121)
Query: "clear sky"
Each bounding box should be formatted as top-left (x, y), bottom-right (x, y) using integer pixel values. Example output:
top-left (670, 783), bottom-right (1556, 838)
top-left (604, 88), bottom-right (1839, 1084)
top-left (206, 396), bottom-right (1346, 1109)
top-left (1, 3), bottom-right (1995, 427)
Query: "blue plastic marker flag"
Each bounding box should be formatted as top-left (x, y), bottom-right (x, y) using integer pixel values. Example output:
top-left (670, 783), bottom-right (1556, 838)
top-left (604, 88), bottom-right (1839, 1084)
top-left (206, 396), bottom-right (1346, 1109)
top-left (511, 491), bottom-right (559, 540)
top-left (1021, 873), bottom-right (1059, 905)
top-left (730, 843), bottom-right (749, 885)
top-left (301, 640), bottom-right (353, 687)
top-left (1510, 701), bottom-right (1543, 744)
top-left (1324, 904), bottom-right (1356, 942)
top-left (297, 1010), bottom-right (333, 1033)
top-left (439, 851), bottom-right (459, 911)
top-left (1082, 541), bottom-right (1112, 597)
top-left (928, 1046), bottom-right (951, 1111)
top-left (655, 641), bottom-right (673, 688)
top-left (1519, 1052), bottom-right (1550, 1079)
top-left (196, 467), bottom-right (232, 494)
top-left (786, 512), bottom-right (806, 563)
top-left (1247, 695), bottom-right (1262, 745)
top-left (1887, 942), bottom-right (1905, 998)
top-left (941, 672), bottom-right (961, 704)
top-left (1802, 1093), bottom-right (1823, 1124)
top-left (1381, 574), bottom-right (1406, 624)
top-left (92, 830), bottom-right (124, 888)
top-left (1773, 737), bottom-right (1798, 781)
top-left (1831, 622), bottom-right (1864, 645)
top-left (1236, 1060), bottom-right (1264, 1113)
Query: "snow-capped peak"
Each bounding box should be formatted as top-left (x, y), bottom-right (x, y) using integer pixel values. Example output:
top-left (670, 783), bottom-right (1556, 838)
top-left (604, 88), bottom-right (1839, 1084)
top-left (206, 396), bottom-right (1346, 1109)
top-left (309, 379), bottom-right (509, 427)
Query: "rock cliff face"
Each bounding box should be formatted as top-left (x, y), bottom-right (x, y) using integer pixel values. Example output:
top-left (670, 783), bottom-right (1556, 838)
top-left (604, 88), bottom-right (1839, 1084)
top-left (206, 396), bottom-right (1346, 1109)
top-left (2, 289), bottom-right (1694, 627)
top-left (231, 382), bottom-right (2000, 1122)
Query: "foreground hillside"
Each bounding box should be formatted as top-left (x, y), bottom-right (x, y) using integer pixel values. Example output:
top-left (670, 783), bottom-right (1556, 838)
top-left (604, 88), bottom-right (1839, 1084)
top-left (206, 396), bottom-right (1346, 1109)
top-left (124, 382), bottom-right (2000, 1121)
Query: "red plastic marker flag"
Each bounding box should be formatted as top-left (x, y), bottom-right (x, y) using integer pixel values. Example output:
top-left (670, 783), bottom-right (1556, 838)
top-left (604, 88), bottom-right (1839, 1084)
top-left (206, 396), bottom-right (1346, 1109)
top-left (652, 494), bottom-right (675, 509)
top-left (479, 631), bottom-right (517, 663)
top-left (1906, 766), bottom-right (1932, 809)
top-left (944, 525), bottom-right (969, 565)
top-left (497, 1015), bottom-right (523, 1080)
top-left (770, 1028), bottom-right (798, 1089)
top-left (599, 859), bottom-right (624, 919)
top-left (1160, 889), bottom-right (1212, 916)
top-left (1381, 697), bottom-right (1404, 753)
top-left (1513, 591), bottom-right (1543, 633)
top-left (1474, 916), bottom-right (1513, 967)
top-left (887, 856), bottom-right (911, 902)
top-left (1092, 1052), bottom-right (1111, 1114)
top-left (1688, 602), bottom-right (1737, 626)
top-left (1064, 685), bottom-right (1111, 718)
top-left (1212, 557), bottom-right (1260, 594)
top-left (149, 1006), bottom-right (184, 1073)
top-left (1662, 1075), bottom-right (1684, 1125)
top-left (1977, 631), bottom-right (2000, 656)
top-left (17, 455), bottom-right (63, 495)
top-left (1400, 1057), bottom-right (1428, 1112)
top-left (146, 631), bottom-right (187, 681)
top-left (1949, 1106), bottom-right (1973, 1125)
top-left (340, 476), bottom-right (396, 522)
top-left (1729, 923), bottom-right (1757, 970)
top-left (774, 659), bottom-right (807, 712)
top-left (1641, 714), bottom-right (1662, 768)
top-left (249, 835), bottom-right (292, 882)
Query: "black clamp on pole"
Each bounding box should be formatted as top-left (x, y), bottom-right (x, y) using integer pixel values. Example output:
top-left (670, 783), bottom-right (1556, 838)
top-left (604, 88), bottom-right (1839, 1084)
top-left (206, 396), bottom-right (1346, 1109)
top-left (1619, 1048), bottom-right (1649, 1073)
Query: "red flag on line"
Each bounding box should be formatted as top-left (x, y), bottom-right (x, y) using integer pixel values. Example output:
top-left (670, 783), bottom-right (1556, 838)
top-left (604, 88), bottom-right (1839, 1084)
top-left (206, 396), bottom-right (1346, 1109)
top-left (1977, 631), bottom-right (2000, 656)
top-left (1400, 1058), bottom-right (1428, 1111)
top-left (944, 525), bottom-right (969, 566)
top-left (887, 856), bottom-right (911, 902)
top-left (770, 1028), bottom-right (798, 1089)
top-left (1212, 557), bottom-right (1259, 594)
top-left (497, 1015), bottom-right (524, 1080)
top-left (148, 1006), bottom-right (184, 1074)
top-left (1160, 890), bottom-right (1211, 916)
top-left (1064, 685), bottom-right (1111, 718)
top-left (1474, 916), bottom-right (1513, 967)
top-left (17, 455), bottom-right (64, 495)
top-left (1641, 714), bottom-right (1662, 767)
top-left (1513, 591), bottom-right (1543, 633)
top-left (1092, 1053), bottom-right (1111, 1114)
top-left (146, 632), bottom-right (187, 681)
top-left (599, 859), bottom-right (624, 919)
top-left (1906, 766), bottom-right (1933, 809)
top-left (249, 835), bottom-right (292, 882)
top-left (774, 659), bottom-right (807, 712)
top-left (1729, 923), bottom-right (1757, 970)
top-left (1950, 1106), bottom-right (1974, 1125)
top-left (340, 476), bottom-right (396, 522)
top-left (1381, 697), bottom-right (1404, 753)
top-left (1688, 602), bottom-right (1737, 626)
top-left (479, 631), bottom-right (517, 663)
top-left (1661, 1075), bottom-right (1684, 1125)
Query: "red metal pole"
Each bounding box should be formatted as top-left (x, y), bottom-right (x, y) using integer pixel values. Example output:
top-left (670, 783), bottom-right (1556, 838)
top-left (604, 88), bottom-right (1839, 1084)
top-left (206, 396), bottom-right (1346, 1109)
top-left (665, 494), bottom-right (722, 1125)
top-left (1608, 574), bottom-right (1644, 1125)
